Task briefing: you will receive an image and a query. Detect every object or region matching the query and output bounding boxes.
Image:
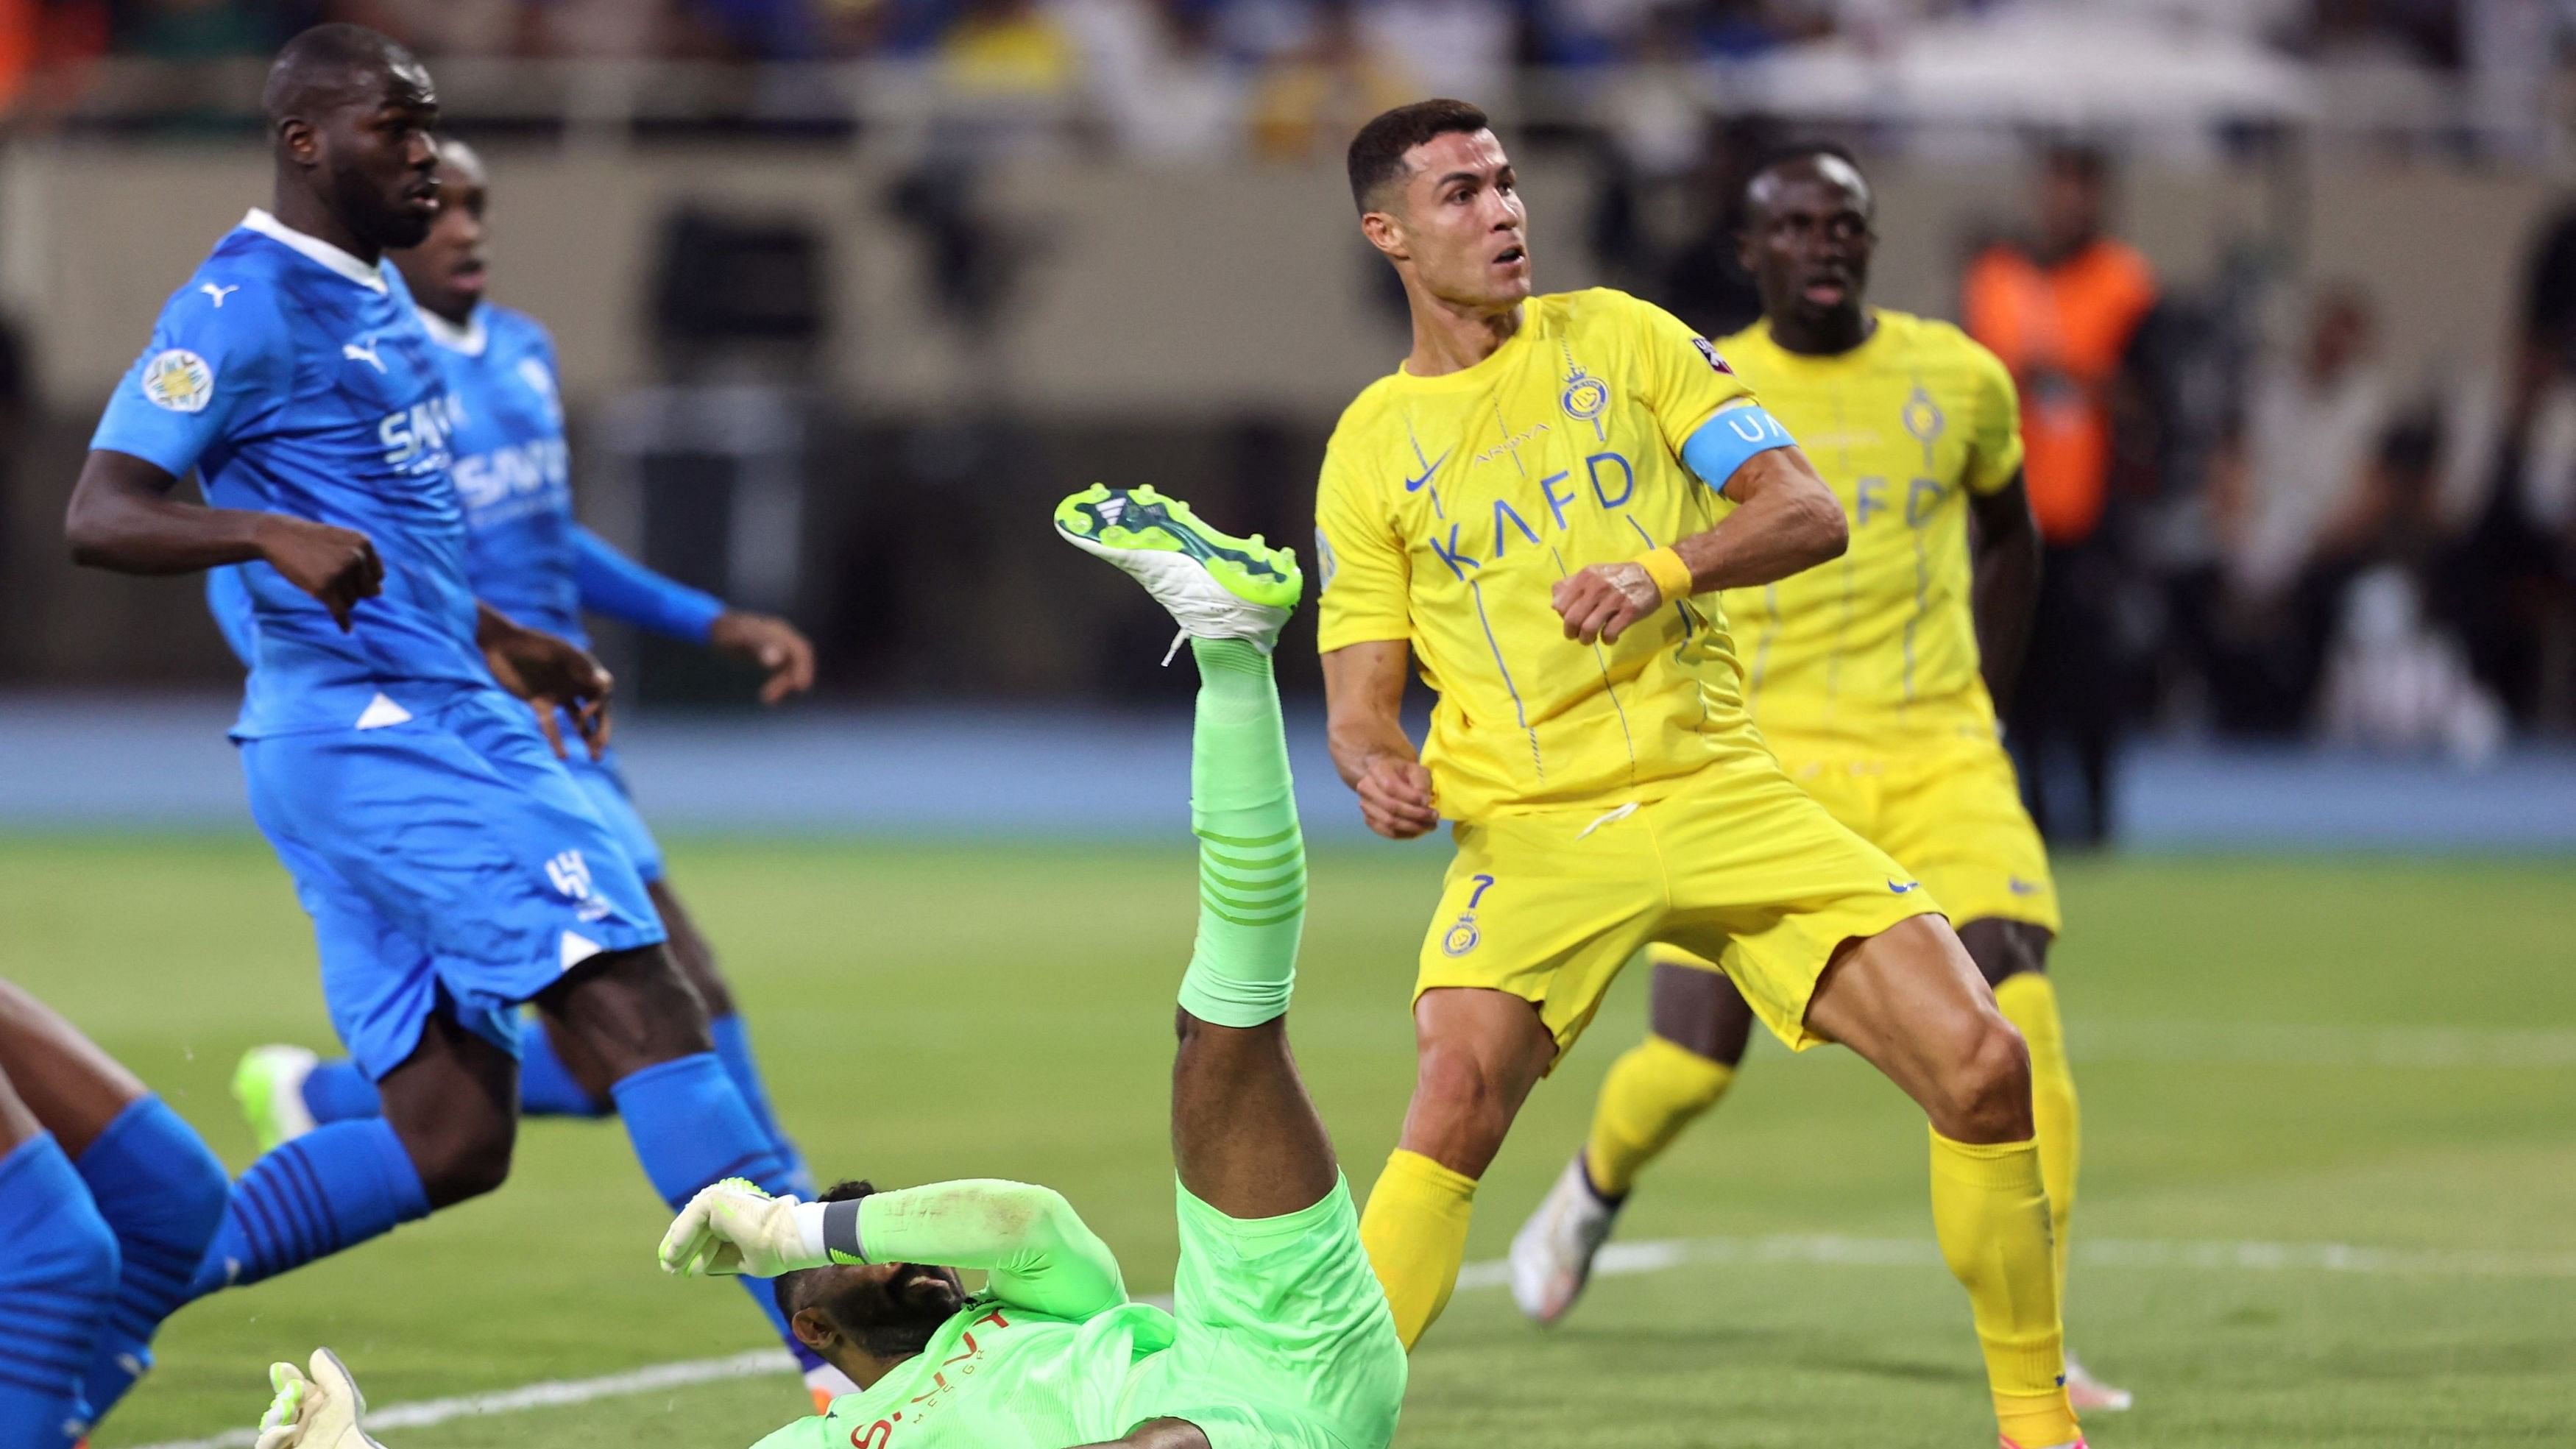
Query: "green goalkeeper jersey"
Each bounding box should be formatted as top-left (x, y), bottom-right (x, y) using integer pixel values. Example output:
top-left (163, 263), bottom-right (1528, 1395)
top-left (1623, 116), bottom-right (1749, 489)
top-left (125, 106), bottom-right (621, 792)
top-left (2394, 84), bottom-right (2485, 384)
top-left (746, 1176), bottom-right (1405, 1449)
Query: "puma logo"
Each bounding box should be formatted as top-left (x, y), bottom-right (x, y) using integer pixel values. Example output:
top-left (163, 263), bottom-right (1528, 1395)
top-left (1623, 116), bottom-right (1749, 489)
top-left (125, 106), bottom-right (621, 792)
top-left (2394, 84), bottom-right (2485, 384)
top-left (342, 339), bottom-right (386, 372)
top-left (201, 283), bottom-right (240, 308)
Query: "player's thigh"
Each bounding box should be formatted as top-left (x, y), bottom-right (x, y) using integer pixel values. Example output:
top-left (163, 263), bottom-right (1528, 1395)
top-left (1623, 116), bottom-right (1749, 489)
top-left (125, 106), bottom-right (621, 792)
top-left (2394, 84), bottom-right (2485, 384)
top-left (1414, 810), bottom-right (1666, 1062)
top-left (1638, 953), bottom-right (1758, 1065)
top-left (0, 1062), bottom-right (42, 1154)
top-left (1802, 913), bottom-right (2025, 1135)
top-left (1879, 738), bottom-right (2061, 940)
top-left (0, 979), bottom-right (145, 1154)
top-left (643, 879), bottom-right (732, 1016)
top-left (1651, 758), bottom-right (1936, 1052)
top-left (1150, 1176), bottom-right (1406, 1449)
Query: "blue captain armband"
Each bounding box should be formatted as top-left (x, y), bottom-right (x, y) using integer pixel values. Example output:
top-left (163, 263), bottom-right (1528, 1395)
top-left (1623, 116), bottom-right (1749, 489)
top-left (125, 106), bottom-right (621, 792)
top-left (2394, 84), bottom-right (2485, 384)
top-left (1680, 404), bottom-right (1797, 495)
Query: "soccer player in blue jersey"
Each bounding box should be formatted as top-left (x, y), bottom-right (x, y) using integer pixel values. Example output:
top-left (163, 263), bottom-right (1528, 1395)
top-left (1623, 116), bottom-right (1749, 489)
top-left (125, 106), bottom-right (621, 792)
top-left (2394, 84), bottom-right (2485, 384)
top-left (0, 982), bottom-right (229, 1445)
top-left (63, 22), bottom-right (818, 1399)
top-left (216, 141), bottom-right (825, 1258)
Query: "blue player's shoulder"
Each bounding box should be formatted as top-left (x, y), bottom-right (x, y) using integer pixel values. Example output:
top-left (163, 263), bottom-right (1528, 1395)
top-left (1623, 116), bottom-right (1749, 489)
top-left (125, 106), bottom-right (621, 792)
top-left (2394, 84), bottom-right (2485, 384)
top-left (162, 228), bottom-right (297, 330)
top-left (478, 302), bottom-right (557, 361)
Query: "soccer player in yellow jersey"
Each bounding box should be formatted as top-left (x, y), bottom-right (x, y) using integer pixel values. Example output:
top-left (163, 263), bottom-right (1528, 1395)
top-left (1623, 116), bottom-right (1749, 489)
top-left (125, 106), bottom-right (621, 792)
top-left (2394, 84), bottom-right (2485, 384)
top-left (1317, 102), bottom-right (2086, 1448)
top-left (1507, 143), bottom-right (2133, 1416)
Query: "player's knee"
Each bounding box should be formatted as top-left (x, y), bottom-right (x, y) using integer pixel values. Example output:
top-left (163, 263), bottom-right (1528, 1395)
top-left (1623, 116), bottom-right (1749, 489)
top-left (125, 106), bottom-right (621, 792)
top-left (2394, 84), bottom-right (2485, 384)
top-left (1410, 1046), bottom-right (1520, 1161)
top-left (411, 1128), bottom-right (514, 1206)
top-left (9, 1188), bottom-right (120, 1316)
top-left (1934, 1016), bottom-right (2034, 1143)
top-left (680, 949), bottom-right (735, 1019)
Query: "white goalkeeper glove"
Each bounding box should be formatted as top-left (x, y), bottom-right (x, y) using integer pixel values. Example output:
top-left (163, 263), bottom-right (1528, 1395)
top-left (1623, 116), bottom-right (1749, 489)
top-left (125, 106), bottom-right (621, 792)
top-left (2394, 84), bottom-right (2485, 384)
top-left (659, 1176), bottom-right (826, 1278)
top-left (254, 1349), bottom-right (385, 1449)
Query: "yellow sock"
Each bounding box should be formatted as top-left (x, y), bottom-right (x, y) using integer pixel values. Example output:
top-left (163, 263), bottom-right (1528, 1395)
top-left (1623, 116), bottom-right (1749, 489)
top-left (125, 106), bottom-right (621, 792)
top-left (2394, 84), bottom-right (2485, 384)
top-left (1584, 1034), bottom-right (1737, 1198)
top-left (1994, 971), bottom-right (2080, 1295)
top-left (1928, 1128), bottom-right (2076, 1448)
top-left (1359, 1149), bottom-right (1477, 1350)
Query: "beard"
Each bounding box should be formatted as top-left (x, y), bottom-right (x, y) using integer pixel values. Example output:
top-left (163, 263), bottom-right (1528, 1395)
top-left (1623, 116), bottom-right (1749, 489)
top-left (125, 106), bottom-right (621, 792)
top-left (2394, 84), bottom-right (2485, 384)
top-left (332, 159), bottom-right (434, 252)
top-left (825, 1265), bottom-right (966, 1360)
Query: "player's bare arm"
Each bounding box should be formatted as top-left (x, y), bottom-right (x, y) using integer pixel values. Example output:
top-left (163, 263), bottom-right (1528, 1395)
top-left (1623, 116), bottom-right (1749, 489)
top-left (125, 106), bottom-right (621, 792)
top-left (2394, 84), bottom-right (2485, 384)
top-left (1321, 640), bottom-right (1438, 839)
top-left (475, 601), bottom-right (612, 759)
top-left (66, 449), bottom-right (383, 628)
top-left (1551, 443), bottom-right (1846, 645)
top-left (1969, 471), bottom-right (2042, 710)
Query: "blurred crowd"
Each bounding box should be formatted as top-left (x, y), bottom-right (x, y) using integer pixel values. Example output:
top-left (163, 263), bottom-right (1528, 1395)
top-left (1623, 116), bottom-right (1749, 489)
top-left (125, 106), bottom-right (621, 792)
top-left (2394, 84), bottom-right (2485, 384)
top-left (4, 2), bottom-right (2574, 156)
top-left (1758, 144), bottom-right (2569, 840)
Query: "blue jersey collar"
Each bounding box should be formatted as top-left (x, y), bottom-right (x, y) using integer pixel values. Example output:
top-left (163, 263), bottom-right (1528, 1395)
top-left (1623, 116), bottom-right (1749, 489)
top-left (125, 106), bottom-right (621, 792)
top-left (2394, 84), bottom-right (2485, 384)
top-left (240, 209), bottom-right (388, 293)
top-left (417, 302), bottom-right (488, 356)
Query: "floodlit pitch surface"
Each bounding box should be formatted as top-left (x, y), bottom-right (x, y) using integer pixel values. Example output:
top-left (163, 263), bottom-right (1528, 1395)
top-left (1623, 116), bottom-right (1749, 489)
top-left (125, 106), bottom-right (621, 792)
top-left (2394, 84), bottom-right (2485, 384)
top-left (6, 837), bottom-right (2570, 1449)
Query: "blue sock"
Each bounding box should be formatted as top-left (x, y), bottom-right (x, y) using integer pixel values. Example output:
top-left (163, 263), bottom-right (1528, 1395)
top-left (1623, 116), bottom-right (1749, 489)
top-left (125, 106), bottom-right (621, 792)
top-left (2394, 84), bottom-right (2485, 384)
top-left (708, 1013), bottom-right (811, 1199)
top-left (609, 1053), bottom-right (825, 1374)
top-left (300, 1060), bottom-right (383, 1124)
top-left (72, 1097), bottom-right (228, 1425)
top-left (0, 1133), bottom-right (120, 1449)
top-left (520, 1028), bottom-right (613, 1119)
top-left (186, 1119), bottom-right (430, 1300)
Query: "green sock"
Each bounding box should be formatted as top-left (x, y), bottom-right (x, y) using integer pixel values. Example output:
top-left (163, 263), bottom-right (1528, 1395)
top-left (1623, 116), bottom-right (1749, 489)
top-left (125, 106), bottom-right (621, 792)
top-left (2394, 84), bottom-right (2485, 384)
top-left (1178, 637), bottom-right (1305, 1028)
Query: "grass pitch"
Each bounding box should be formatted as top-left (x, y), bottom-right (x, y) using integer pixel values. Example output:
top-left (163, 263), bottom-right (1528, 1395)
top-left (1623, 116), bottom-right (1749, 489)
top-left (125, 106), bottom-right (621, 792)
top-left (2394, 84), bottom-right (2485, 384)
top-left (3, 837), bottom-right (2570, 1448)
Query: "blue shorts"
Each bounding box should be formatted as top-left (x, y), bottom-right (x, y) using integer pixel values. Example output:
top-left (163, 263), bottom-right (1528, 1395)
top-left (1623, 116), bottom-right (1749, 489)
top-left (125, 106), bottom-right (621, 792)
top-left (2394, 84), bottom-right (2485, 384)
top-left (564, 748), bottom-right (665, 885)
top-left (241, 687), bottom-right (666, 1079)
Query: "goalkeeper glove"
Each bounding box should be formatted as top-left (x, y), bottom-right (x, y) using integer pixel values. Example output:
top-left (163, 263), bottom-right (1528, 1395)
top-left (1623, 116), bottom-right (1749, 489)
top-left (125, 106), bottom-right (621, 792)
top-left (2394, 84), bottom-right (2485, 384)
top-left (659, 1177), bottom-right (827, 1278)
top-left (255, 1349), bottom-right (386, 1449)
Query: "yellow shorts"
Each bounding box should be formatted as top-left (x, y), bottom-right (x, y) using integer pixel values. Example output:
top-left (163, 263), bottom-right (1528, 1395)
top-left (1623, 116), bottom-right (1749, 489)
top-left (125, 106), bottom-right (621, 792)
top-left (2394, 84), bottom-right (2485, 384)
top-left (1764, 729), bottom-right (2059, 935)
top-left (1414, 749), bottom-right (1939, 1057)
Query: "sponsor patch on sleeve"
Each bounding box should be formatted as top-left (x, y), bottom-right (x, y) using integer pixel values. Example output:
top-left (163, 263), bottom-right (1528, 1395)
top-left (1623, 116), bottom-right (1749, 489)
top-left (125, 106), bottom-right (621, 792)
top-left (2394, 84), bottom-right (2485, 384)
top-left (141, 349), bottom-right (216, 414)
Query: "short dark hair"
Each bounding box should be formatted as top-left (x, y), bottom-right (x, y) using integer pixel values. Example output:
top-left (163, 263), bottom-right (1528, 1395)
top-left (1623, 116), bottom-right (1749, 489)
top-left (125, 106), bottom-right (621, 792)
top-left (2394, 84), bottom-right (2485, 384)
top-left (772, 1180), bottom-right (878, 1321)
top-left (1744, 139), bottom-right (1872, 214)
top-left (1750, 138), bottom-right (1864, 186)
top-left (262, 23), bottom-right (420, 128)
top-left (1347, 99), bottom-right (1491, 213)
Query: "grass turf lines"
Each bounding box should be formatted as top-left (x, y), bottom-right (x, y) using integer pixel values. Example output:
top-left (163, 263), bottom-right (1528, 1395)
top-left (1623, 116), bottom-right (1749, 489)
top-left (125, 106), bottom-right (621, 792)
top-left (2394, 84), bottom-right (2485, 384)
top-left (4, 837), bottom-right (2569, 1448)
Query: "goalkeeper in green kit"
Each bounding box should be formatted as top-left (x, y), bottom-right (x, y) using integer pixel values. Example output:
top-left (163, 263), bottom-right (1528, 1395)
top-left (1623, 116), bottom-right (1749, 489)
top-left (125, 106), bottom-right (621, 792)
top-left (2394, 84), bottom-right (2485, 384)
top-left (244, 485), bottom-right (1409, 1449)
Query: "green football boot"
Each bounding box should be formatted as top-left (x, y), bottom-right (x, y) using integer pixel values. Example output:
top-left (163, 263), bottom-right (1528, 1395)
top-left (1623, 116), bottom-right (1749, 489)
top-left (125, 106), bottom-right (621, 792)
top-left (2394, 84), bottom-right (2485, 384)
top-left (233, 1044), bottom-right (320, 1153)
top-left (1052, 483), bottom-right (1303, 653)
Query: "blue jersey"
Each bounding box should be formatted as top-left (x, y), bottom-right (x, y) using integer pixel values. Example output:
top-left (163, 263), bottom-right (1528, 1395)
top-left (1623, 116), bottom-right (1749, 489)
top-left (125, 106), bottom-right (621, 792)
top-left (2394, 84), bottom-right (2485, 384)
top-left (95, 210), bottom-right (479, 738)
top-left (411, 297), bottom-right (723, 651)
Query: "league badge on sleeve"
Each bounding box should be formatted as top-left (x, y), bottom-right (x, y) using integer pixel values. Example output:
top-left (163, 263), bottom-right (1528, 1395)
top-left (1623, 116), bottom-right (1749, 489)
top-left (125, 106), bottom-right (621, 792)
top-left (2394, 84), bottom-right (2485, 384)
top-left (1691, 337), bottom-right (1733, 375)
top-left (142, 349), bottom-right (216, 413)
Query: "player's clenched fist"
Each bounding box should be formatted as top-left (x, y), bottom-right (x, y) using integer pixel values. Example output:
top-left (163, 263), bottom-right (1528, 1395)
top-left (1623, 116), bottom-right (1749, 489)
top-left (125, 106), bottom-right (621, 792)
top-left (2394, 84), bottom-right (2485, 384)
top-left (254, 514), bottom-right (383, 632)
top-left (1355, 753), bottom-right (1438, 840)
top-left (1551, 561), bottom-right (1662, 645)
top-left (253, 1349), bottom-right (385, 1449)
top-left (660, 1177), bottom-right (821, 1278)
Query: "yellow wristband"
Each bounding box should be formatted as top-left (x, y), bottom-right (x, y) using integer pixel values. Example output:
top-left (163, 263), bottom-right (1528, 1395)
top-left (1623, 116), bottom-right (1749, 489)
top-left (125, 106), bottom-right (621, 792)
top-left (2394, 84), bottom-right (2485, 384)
top-left (1636, 546), bottom-right (1695, 603)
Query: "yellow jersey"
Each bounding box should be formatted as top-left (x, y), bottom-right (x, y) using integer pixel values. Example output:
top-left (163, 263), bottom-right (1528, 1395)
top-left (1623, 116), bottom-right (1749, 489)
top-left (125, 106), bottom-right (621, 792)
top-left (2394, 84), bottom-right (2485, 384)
top-left (1314, 288), bottom-right (1778, 821)
top-left (1717, 311), bottom-right (2025, 746)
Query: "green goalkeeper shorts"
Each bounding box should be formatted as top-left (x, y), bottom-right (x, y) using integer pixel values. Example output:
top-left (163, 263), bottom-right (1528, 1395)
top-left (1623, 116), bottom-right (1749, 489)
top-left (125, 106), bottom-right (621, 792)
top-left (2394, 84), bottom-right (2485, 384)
top-left (1118, 1175), bottom-right (1407, 1449)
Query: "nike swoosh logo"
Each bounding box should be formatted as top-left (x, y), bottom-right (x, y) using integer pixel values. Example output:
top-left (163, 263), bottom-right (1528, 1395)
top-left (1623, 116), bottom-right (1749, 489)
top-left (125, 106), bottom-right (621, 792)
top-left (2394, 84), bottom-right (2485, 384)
top-left (2008, 876), bottom-right (2042, 896)
top-left (1888, 880), bottom-right (1921, 894)
top-left (1403, 450), bottom-right (1451, 492)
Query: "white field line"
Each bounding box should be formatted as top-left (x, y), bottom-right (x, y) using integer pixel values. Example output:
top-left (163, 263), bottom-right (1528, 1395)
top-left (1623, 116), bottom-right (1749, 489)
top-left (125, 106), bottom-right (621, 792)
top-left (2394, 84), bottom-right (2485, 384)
top-left (128, 1231), bottom-right (2576, 1449)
